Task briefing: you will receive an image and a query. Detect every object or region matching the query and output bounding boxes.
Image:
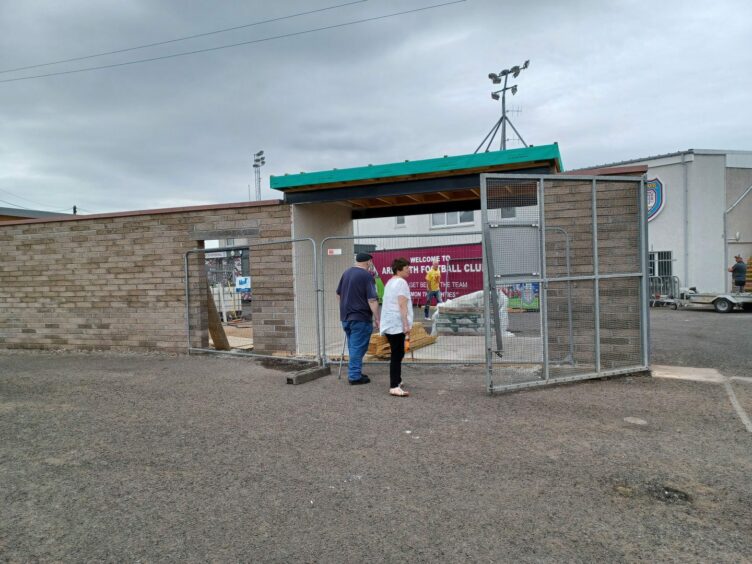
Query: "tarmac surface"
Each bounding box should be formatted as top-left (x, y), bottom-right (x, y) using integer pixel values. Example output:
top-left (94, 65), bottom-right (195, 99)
top-left (1, 308), bottom-right (751, 562)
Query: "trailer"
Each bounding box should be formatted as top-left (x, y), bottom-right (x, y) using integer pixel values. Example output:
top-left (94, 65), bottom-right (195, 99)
top-left (680, 291), bottom-right (752, 313)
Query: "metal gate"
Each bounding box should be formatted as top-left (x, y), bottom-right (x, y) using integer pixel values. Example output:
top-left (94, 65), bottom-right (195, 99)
top-left (481, 174), bottom-right (649, 393)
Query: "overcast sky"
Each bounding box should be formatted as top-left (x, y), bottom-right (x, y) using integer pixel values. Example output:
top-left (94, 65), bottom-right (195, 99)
top-left (0, 0), bottom-right (750, 214)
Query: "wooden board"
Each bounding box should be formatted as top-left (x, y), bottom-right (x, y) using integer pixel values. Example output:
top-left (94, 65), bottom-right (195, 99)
top-left (367, 322), bottom-right (437, 359)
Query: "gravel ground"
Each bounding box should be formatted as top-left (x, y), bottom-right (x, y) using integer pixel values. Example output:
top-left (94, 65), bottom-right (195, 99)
top-left (1, 311), bottom-right (751, 562)
top-left (650, 307), bottom-right (752, 379)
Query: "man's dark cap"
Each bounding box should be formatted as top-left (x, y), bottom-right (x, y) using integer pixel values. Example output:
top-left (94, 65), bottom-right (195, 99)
top-left (355, 252), bottom-right (372, 262)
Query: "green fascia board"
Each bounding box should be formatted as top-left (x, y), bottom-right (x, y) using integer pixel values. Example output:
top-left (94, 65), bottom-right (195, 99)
top-left (270, 143), bottom-right (563, 191)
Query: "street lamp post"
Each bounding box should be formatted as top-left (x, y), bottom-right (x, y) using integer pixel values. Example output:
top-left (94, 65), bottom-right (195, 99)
top-left (252, 150), bottom-right (265, 201)
top-left (475, 60), bottom-right (530, 153)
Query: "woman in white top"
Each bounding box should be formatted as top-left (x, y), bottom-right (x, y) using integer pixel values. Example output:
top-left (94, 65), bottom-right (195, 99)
top-left (379, 257), bottom-right (413, 397)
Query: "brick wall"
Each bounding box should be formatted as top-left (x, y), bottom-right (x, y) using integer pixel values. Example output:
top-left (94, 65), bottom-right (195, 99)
top-left (0, 202), bottom-right (293, 354)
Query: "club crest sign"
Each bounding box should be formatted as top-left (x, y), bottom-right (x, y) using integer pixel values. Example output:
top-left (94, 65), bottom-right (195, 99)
top-left (646, 178), bottom-right (665, 221)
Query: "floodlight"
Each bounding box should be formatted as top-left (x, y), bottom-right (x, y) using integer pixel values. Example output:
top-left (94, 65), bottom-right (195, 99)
top-left (255, 150), bottom-right (264, 157)
top-left (476, 59), bottom-right (530, 153)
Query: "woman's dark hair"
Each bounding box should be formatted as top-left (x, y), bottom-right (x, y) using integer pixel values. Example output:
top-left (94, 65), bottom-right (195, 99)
top-left (391, 257), bottom-right (410, 274)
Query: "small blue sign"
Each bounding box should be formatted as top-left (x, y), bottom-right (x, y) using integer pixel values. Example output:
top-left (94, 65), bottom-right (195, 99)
top-left (235, 276), bottom-right (251, 293)
top-left (646, 178), bottom-right (665, 221)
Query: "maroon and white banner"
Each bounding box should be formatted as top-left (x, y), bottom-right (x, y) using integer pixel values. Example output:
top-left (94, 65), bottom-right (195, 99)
top-left (370, 243), bottom-right (483, 303)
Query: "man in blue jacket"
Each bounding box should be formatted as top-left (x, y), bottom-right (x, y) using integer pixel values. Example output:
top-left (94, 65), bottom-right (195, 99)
top-left (336, 252), bottom-right (380, 385)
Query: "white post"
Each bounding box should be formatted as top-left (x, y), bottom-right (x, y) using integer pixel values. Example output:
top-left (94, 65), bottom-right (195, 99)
top-left (218, 283), bottom-right (227, 324)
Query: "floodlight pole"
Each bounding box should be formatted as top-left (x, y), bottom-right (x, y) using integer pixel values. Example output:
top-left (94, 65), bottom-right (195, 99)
top-left (475, 60), bottom-right (530, 153)
top-left (500, 72), bottom-right (508, 151)
top-left (252, 150), bottom-right (265, 201)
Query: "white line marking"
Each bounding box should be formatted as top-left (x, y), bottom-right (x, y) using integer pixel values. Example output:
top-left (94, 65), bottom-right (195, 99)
top-left (651, 366), bottom-right (752, 432)
top-left (724, 381), bottom-right (752, 433)
top-left (651, 365), bottom-right (725, 383)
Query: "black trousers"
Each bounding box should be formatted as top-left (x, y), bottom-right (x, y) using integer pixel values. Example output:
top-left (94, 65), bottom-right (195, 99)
top-left (385, 332), bottom-right (405, 389)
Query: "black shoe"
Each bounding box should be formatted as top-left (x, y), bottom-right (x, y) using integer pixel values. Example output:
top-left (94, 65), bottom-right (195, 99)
top-left (349, 375), bottom-right (371, 385)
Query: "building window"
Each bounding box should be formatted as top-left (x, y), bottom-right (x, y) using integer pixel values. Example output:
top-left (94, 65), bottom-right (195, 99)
top-left (395, 216), bottom-right (406, 228)
top-left (488, 207), bottom-right (517, 220)
top-left (649, 251), bottom-right (673, 277)
top-left (431, 210), bottom-right (474, 228)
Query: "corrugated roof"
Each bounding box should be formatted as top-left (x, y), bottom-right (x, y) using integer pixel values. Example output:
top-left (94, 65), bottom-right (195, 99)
top-left (571, 148), bottom-right (752, 171)
top-left (270, 144), bottom-right (563, 191)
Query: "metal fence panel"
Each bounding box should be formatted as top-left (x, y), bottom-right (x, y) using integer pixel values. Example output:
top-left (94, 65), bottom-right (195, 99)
top-left (184, 238), bottom-right (319, 361)
top-left (482, 174), bottom-right (649, 393)
top-left (482, 178), bottom-right (546, 389)
top-left (320, 233), bottom-right (484, 366)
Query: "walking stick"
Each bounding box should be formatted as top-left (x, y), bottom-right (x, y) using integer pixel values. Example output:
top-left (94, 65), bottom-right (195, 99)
top-left (337, 334), bottom-right (348, 380)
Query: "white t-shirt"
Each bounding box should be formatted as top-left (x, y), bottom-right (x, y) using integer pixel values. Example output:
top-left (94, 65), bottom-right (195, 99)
top-left (380, 276), bottom-right (413, 335)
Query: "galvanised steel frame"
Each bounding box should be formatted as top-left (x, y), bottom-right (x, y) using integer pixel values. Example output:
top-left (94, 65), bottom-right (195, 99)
top-left (184, 238), bottom-right (320, 362)
top-left (481, 174), bottom-right (650, 394)
top-left (319, 232), bottom-right (483, 366)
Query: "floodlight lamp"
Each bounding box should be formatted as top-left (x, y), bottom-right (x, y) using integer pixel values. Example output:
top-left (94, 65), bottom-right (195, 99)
top-left (255, 150), bottom-right (264, 157)
top-left (488, 72), bottom-right (498, 80)
top-left (511, 65), bottom-right (520, 78)
top-left (491, 92), bottom-right (500, 100)
top-left (523, 59), bottom-right (530, 69)
top-left (511, 85), bottom-right (518, 95)
top-left (253, 163), bottom-right (259, 168)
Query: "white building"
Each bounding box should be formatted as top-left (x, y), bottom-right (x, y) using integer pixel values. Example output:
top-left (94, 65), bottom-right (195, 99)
top-left (357, 148), bottom-right (752, 294)
top-left (578, 149), bottom-right (752, 293)
top-left (355, 207), bottom-right (537, 240)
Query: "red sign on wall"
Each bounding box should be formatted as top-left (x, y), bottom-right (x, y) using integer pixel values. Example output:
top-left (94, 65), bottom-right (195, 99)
top-left (370, 243), bottom-right (483, 303)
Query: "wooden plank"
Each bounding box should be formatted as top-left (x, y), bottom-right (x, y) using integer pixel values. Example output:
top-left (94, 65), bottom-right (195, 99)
top-left (206, 285), bottom-right (231, 351)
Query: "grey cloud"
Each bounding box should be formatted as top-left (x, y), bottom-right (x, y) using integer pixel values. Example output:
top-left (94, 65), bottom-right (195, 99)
top-left (0, 0), bottom-right (750, 212)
